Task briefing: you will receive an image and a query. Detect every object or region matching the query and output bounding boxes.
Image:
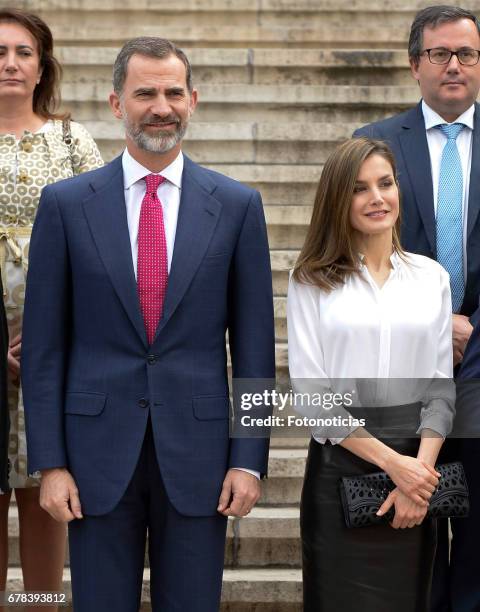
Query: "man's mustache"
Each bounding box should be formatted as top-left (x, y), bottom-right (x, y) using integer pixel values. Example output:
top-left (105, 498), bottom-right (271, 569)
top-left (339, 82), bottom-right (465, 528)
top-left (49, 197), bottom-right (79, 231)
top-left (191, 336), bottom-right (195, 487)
top-left (141, 115), bottom-right (180, 127)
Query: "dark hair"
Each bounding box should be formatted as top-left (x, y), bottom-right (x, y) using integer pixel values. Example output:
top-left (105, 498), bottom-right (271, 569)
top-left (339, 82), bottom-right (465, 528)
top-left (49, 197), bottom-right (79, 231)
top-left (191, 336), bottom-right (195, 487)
top-left (0, 8), bottom-right (64, 119)
top-left (113, 37), bottom-right (193, 94)
top-left (293, 138), bottom-right (404, 292)
top-left (409, 5), bottom-right (480, 66)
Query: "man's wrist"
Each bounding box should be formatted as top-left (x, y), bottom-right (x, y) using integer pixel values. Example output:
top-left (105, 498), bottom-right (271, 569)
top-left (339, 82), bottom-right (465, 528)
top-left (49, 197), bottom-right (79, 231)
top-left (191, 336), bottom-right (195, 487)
top-left (40, 467), bottom-right (67, 476)
top-left (230, 467), bottom-right (261, 480)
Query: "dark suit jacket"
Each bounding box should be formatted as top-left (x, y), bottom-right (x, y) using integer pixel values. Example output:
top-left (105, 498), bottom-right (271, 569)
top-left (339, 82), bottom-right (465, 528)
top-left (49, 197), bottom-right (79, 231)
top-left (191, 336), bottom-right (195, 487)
top-left (354, 102), bottom-right (480, 317)
top-left (21, 154), bottom-right (275, 516)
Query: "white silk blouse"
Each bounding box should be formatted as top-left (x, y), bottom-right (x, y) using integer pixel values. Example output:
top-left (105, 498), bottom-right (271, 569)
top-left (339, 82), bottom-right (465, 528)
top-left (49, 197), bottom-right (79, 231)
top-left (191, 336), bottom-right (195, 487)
top-left (287, 251), bottom-right (455, 444)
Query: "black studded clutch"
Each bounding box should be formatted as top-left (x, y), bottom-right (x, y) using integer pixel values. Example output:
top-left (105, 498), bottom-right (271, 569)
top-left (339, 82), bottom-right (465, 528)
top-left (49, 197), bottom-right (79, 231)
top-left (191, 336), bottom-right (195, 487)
top-left (339, 461), bottom-right (469, 528)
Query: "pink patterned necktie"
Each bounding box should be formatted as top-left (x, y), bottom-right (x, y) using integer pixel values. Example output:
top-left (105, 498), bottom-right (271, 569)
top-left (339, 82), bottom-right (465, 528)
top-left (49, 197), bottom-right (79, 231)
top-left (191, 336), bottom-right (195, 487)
top-left (137, 174), bottom-right (168, 345)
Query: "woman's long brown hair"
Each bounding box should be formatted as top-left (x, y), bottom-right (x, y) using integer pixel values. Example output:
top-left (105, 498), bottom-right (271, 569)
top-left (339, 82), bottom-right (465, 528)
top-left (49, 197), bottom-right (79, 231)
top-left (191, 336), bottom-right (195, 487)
top-left (293, 137), bottom-right (404, 291)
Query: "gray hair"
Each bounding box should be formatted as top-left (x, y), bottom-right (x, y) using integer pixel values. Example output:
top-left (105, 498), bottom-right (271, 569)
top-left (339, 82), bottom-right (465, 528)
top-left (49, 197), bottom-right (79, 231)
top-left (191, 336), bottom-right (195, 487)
top-left (113, 37), bottom-right (193, 94)
top-left (408, 5), bottom-right (480, 65)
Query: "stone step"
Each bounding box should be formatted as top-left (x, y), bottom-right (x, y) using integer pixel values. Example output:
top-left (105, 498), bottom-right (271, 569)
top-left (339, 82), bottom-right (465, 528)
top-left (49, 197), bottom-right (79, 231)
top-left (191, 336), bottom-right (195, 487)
top-left (5, 567), bottom-right (302, 610)
top-left (64, 84), bottom-right (415, 126)
top-left (260, 449), bottom-right (306, 506)
top-left (29, 0), bottom-right (442, 11)
top-left (274, 300), bottom-right (287, 341)
top-left (268, 449), bottom-right (307, 479)
top-left (271, 250), bottom-right (298, 267)
top-left (265, 206), bottom-right (312, 226)
top-left (62, 83), bottom-right (420, 105)
top-left (271, 250), bottom-right (297, 296)
top-left (265, 210), bottom-right (310, 262)
top-left (97, 138), bottom-right (330, 165)
top-left (58, 47), bottom-right (412, 87)
top-left (83, 120), bottom-right (358, 143)
top-left (30, 1), bottom-right (427, 51)
top-left (270, 437), bottom-right (309, 449)
top-left (222, 568), bottom-right (302, 610)
top-left (275, 343), bottom-right (288, 367)
top-left (206, 164), bottom-right (320, 208)
top-left (58, 46), bottom-right (409, 69)
top-left (268, 226), bottom-right (307, 252)
top-left (85, 121), bottom-right (357, 164)
top-left (274, 296), bottom-right (287, 312)
top-left (44, 25), bottom-right (413, 49)
top-left (7, 505), bottom-right (302, 568)
top-left (69, 99), bottom-right (403, 126)
top-left (199, 163), bottom-right (318, 184)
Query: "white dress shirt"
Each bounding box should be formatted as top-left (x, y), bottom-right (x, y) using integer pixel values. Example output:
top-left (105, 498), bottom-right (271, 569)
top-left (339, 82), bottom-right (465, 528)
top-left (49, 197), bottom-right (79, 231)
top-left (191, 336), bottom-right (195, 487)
top-left (287, 252), bottom-right (455, 444)
top-left (422, 100), bottom-right (474, 279)
top-left (122, 147), bottom-right (182, 277)
top-left (121, 148), bottom-right (260, 480)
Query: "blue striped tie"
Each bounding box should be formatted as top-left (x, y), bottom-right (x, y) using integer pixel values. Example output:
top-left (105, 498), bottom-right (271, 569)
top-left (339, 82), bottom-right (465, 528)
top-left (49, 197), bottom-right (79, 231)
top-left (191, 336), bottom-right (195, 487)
top-left (435, 122), bottom-right (465, 312)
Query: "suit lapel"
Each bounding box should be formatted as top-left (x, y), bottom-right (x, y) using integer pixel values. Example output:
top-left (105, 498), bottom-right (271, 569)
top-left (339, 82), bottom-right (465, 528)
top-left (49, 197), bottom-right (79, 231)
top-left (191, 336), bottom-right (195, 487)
top-left (467, 102), bottom-right (480, 239)
top-left (82, 157), bottom-right (148, 348)
top-left (397, 103), bottom-right (436, 254)
top-left (153, 157), bottom-right (222, 341)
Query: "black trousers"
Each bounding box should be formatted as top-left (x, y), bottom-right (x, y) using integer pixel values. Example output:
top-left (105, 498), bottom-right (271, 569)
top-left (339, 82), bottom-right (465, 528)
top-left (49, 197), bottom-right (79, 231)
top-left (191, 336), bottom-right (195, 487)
top-left (431, 439), bottom-right (480, 612)
top-left (301, 437), bottom-right (437, 612)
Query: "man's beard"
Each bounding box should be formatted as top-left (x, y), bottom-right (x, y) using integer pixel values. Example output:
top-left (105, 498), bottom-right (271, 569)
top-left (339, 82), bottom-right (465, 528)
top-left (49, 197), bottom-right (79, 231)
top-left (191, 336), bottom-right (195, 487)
top-left (122, 109), bottom-right (188, 154)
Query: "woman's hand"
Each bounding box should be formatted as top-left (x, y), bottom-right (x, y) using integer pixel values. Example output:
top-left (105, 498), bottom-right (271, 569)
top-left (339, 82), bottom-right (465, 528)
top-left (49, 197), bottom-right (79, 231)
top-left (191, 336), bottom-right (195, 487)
top-left (384, 453), bottom-right (440, 506)
top-left (377, 487), bottom-right (428, 529)
top-left (8, 333), bottom-right (21, 380)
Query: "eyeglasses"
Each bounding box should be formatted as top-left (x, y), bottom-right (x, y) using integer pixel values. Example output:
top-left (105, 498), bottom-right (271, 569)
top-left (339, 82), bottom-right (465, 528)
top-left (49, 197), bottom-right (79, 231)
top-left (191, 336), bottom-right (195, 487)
top-left (422, 47), bottom-right (480, 66)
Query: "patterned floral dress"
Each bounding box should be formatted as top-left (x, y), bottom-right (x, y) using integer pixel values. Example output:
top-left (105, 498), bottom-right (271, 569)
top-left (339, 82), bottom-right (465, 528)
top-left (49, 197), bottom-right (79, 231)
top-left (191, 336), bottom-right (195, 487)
top-left (0, 119), bottom-right (103, 489)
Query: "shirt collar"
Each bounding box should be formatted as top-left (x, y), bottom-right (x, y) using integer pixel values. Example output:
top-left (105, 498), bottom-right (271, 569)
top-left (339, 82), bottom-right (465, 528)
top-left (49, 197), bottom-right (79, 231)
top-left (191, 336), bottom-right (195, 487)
top-left (390, 250), bottom-right (401, 270)
top-left (422, 99), bottom-right (475, 131)
top-left (358, 250), bottom-right (401, 271)
top-left (122, 148), bottom-right (184, 190)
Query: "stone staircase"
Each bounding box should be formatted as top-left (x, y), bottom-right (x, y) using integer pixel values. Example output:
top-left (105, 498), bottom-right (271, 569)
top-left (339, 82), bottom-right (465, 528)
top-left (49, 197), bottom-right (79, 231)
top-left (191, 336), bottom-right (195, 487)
top-left (8, 0), bottom-right (447, 608)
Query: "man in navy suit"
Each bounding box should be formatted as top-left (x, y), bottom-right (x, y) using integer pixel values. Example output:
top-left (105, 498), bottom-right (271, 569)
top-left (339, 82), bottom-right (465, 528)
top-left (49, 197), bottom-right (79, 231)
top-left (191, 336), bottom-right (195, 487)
top-left (355, 6), bottom-right (480, 611)
top-left (21, 37), bottom-right (275, 612)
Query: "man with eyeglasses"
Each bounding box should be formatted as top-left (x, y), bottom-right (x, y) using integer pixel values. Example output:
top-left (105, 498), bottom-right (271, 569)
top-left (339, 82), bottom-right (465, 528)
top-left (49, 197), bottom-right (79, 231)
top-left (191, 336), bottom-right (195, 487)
top-left (354, 5), bottom-right (480, 612)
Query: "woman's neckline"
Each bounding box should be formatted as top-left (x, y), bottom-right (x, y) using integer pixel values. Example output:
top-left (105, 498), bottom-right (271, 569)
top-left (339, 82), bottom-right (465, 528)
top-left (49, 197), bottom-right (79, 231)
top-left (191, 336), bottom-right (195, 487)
top-left (0, 119), bottom-right (54, 139)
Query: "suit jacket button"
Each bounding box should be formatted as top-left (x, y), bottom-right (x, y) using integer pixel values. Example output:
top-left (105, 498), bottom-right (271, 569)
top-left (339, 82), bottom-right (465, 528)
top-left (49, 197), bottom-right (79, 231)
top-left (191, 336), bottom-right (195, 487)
top-left (138, 398), bottom-right (149, 408)
top-left (147, 354), bottom-right (156, 365)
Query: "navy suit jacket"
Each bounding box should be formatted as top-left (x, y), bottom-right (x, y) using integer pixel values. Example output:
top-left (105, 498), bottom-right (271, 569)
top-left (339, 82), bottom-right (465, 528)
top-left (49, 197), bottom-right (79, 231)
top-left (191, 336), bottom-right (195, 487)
top-left (21, 154), bottom-right (275, 517)
top-left (355, 102), bottom-right (480, 317)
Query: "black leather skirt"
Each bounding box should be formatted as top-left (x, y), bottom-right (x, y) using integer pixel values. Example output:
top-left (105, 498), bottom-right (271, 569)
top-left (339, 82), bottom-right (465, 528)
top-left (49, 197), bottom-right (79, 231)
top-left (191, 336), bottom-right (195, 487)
top-left (301, 436), bottom-right (437, 612)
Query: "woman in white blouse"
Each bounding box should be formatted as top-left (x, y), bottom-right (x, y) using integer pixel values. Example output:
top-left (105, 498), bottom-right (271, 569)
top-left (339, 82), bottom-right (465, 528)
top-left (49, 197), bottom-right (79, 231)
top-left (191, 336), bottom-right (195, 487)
top-left (287, 138), bottom-right (454, 611)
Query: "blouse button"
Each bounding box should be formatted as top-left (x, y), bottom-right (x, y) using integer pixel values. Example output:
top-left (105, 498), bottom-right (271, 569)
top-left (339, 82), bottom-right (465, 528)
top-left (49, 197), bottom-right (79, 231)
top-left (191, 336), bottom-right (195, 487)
top-left (22, 140), bottom-right (33, 152)
top-left (18, 170), bottom-right (28, 183)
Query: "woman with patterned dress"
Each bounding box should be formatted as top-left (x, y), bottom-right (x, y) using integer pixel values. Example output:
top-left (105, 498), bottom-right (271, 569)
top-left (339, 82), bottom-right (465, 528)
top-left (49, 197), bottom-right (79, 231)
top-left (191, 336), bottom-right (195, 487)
top-left (0, 8), bottom-right (103, 602)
